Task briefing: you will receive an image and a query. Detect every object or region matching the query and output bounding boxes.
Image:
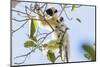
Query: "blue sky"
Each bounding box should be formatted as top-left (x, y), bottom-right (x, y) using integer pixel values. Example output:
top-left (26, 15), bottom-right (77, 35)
top-left (12, 2), bottom-right (96, 65)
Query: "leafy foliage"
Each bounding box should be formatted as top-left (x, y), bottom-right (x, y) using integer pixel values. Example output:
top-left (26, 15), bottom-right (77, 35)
top-left (83, 44), bottom-right (96, 61)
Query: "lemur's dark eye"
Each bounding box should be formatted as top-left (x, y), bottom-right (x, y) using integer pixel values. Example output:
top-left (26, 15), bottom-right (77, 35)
top-left (46, 9), bottom-right (53, 16)
top-left (60, 17), bottom-right (64, 22)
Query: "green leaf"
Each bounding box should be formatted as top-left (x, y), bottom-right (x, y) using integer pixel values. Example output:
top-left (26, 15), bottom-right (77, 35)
top-left (84, 53), bottom-right (91, 59)
top-left (24, 40), bottom-right (36, 48)
top-left (83, 44), bottom-right (95, 60)
top-left (29, 17), bottom-right (37, 39)
top-left (71, 4), bottom-right (76, 11)
top-left (76, 18), bottom-right (81, 23)
top-left (47, 50), bottom-right (56, 63)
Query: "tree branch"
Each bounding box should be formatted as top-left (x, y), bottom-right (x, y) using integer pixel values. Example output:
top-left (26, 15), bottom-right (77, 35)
top-left (12, 18), bottom-right (29, 22)
top-left (43, 3), bottom-right (47, 15)
top-left (12, 20), bottom-right (28, 33)
top-left (14, 40), bottom-right (43, 64)
top-left (66, 5), bottom-right (81, 8)
top-left (55, 55), bottom-right (60, 61)
top-left (40, 3), bottom-right (46, 8)
top-left (59, 4), bottom-right (73, 20)
top-left (37, 31), bottom-right (54, 45)
top-left (14, 50), bottom-right (33, 64)
top-left (12, 9), bottom-right (27, 15)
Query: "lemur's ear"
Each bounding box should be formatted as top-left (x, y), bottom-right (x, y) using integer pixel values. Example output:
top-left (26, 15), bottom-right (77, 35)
top-left (46, 8), bottom-right (53, 16)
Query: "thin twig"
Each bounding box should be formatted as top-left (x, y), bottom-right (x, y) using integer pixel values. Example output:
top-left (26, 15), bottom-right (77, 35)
top-left (66, 5), bottom-right (81, 8)
top-left (59, 4), bottom-right (73, 20)
top-left (37, 31), bottom-right (54, 44)
top-left (14, 54), bottom-right (28, 64)
top-left (14, 50), bottom-right (33, 59)
top-left (25, 6), bottom-right (31, 19)
top-left (12, 9), bottom-right (27, 15)
top-left (14, 41), bottom-right (43, 64)
top-left (60, 28), bottom-right (67, 42)
top-left (14, 49), bottom-right (34, 64)
top-left (12, 20), bottom-right (28, 33)
top-left (12, 18), bottom-right (40, 22)
top-left (43, 3), bottom-right (47, 15)
top-left (55, 55), bottom-right (60, 61)
top-left (12, 18), bottom-right (29, 22)
top-left (40, 3), bottom-right (46, 8)
top-left (30, 3), bottom-right (34, 11)
top-left (58, 4), bottom-right (66, 17)
top-left (37, 33), bottom-right (48, 36)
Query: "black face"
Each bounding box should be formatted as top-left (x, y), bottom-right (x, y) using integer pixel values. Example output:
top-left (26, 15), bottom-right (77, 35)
top-left (46, 8), bottom-right (58, 16)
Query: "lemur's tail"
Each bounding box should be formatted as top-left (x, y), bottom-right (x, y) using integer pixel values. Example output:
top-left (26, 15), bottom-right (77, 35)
top-left (64, 31), bottom-right (69, 62)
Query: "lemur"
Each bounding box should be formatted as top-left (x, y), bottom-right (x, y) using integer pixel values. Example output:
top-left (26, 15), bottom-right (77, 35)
top-left (34, 4), bottom-right (69, 62)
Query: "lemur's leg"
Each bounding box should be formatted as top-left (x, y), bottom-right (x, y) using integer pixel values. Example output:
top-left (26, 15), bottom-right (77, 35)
top-left (54, 17), bottom-right (69, 62)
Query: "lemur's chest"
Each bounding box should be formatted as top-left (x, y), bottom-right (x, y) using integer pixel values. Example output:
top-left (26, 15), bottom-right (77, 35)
top-left (43, 16), bottom-right (58, 27)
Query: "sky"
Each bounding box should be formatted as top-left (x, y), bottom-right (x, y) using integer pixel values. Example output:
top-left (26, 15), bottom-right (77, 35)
top-left (11, 1), bottom-right (96, 66)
